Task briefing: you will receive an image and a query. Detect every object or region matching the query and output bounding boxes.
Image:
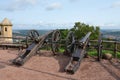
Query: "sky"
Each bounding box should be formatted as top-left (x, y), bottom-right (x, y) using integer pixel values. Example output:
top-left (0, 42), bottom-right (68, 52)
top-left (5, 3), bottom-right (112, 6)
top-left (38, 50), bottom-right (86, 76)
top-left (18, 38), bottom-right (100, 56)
top-left (0, 0), bottom-right (120, 30)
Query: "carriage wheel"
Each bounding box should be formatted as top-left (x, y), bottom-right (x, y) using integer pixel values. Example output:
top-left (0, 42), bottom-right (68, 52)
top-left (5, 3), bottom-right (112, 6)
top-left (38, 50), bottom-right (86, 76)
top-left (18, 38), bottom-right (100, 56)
top-left (51, 30), bottom-right (61, 55)
top-left (26, 30), bottom-right (40, 47)
top-left (65, 31), bottom-right (75, 55)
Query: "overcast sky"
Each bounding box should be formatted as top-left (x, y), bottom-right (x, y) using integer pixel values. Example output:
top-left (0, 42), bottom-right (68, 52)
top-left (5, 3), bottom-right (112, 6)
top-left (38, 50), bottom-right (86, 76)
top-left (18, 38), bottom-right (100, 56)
top-left (0, 0), bottom-right (120, 29)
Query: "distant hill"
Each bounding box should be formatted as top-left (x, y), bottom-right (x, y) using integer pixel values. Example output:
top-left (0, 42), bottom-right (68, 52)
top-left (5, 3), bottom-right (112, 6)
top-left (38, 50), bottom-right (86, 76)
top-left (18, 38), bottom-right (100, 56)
top-left (101, 29), bottom-right (120, 41)
top-left (101, 29), bottom-right (120, 32)
top-left (13, 30), bottom-right (51, 37)
top-left (12, 29), bottom-right (120, 41)
top-left (103, 31), bottom-right (120, 36)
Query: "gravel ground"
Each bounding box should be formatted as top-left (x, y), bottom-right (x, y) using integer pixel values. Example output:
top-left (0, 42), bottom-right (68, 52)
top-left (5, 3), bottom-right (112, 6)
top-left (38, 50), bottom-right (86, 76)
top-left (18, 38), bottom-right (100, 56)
top-left (0, 49), bottom-right (120, 80)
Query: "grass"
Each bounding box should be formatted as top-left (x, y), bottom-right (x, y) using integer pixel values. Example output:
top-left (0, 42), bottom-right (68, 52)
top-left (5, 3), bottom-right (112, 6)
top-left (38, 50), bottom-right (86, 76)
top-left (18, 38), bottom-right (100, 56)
top-left (88, 49), bottom-right (120, 58)
top-left (59, 48), bottom-right (65, 53)
top-left (88, 49), bottom-right (97, 56)
top-left (117, 52), bottom-right (120, 58)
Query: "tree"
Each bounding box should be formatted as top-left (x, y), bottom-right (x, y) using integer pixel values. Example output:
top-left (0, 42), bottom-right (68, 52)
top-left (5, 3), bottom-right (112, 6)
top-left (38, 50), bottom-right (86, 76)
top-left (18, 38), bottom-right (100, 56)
top-left (70, 22), bottom-right (100, 40)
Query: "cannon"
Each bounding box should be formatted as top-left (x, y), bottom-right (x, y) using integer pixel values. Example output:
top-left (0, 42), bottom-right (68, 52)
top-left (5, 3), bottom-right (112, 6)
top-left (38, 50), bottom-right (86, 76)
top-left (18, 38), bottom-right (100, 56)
top-left (12, 30), bottom-right (61, 66)
top-left (65, 32), bottom-right (91, 74)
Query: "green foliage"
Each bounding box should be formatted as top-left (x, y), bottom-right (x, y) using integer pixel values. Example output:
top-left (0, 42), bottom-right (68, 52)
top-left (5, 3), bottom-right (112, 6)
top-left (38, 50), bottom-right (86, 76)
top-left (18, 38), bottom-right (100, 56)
top-left (70, 22), bottom-right (100, 40)
top-left (117, 52), bottom-right (120, 58)
top-left (59, 29), bottom-right (69, 39)
top-left (88, 49), bottom-right (97, 56)
top-left (59, 22), bottom-right (100, 40)
top-left (59, 48), bottom-right (65, 53)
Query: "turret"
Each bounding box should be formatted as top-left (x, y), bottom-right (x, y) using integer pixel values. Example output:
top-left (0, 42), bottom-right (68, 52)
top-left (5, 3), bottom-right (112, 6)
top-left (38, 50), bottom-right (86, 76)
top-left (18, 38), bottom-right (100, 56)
top-left (0, 18), bottom-right (13, 43)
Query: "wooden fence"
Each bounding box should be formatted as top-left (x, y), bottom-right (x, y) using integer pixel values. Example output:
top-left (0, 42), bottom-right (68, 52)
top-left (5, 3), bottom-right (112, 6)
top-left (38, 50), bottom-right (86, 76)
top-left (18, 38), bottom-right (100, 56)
top-left (90, 40), bottom-right (120, 58)
top-left (0, 37), bottom-right (120, 58)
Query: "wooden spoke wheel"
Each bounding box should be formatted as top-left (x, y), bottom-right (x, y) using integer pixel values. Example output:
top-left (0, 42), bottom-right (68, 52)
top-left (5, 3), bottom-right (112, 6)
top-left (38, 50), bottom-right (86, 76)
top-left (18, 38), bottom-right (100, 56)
top-left (26, 30), bottom-right (40, 47)
top-left (65, 31), bottom-right (75, 55)
top-left (51, 30), bottom-right (61, 55)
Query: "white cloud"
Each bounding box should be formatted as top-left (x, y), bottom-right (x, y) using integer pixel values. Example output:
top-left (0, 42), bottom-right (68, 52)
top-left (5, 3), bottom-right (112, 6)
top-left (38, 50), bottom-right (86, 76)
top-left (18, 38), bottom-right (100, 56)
top-left (0, 0), bottom-right (38, 11)
top-left (110, 1), bottom-right (120, 8)
top-left (46, 2), bottom-right (62, 10)
top-left (0, 0), bottom-right (63, 11)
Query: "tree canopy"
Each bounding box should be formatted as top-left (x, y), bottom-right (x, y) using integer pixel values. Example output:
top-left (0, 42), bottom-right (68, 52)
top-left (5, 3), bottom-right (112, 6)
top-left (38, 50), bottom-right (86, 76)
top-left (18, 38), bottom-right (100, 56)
top-left (60, 22), bottom-right (100, 40)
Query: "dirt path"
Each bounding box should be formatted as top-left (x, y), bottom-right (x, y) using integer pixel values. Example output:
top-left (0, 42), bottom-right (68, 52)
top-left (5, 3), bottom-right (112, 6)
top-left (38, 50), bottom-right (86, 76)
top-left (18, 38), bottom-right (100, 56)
top-left (0, 49), bottom-right (120, 80)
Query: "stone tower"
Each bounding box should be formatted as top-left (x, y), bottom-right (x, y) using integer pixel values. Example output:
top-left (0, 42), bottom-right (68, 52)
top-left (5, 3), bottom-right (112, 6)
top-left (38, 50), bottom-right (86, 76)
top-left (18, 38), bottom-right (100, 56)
top-left (0, 18), bottom-right (13, 43)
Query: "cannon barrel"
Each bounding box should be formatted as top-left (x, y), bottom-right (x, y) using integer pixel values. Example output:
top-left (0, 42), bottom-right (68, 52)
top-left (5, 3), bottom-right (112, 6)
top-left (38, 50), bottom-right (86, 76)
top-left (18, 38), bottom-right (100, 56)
top-left (79, 32), bottom-right (91, 46)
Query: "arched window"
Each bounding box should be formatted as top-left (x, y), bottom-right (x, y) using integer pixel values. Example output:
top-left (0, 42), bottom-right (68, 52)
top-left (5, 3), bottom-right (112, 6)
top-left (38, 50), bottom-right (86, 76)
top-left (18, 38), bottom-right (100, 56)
top-left (5, 27), bottom-right (7, 31)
